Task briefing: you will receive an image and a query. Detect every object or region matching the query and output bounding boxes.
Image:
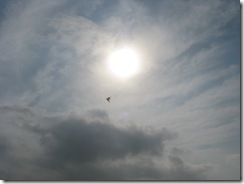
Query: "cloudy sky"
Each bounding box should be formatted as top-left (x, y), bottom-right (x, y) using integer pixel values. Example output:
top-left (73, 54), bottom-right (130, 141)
top-left (0, 0), bottom-right (240, 181)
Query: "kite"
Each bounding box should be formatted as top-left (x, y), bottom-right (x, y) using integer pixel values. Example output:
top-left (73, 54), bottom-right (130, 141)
top-left (106, 97), bottom-right (111, 103)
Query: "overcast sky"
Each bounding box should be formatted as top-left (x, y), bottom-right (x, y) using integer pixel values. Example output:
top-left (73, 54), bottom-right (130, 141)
top-left (0, 0), bottom-right (240, 181)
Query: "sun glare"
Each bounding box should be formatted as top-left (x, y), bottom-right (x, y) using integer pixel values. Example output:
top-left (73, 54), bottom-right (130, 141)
top-left (108, 47), bottom-right (140, 79)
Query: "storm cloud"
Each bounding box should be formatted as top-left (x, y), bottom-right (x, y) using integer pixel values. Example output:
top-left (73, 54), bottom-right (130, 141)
top-left (0, 105), bottom-right (212, 180)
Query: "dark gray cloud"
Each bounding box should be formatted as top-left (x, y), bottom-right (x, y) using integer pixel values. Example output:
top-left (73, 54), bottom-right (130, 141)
top-left (47, 121), bottom-right (165, 161)
top-left (0, 105), bottom-right (211, 180)
top-left (167, 155), bottom-right (212, 180)
top-left (0, 135), bottom-right (9, 158)
top-left (57, 157), bottom-right (211, 180)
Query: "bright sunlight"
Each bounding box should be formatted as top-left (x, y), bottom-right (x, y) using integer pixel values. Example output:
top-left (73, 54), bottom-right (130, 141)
top-left (108, 47), bottom-right (140, 79)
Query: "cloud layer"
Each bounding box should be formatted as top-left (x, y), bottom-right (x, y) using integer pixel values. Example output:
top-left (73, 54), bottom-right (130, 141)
top-left (0, 0), bottom-right (240, 180)
top-left (0, 105), bottom-right (213, 180)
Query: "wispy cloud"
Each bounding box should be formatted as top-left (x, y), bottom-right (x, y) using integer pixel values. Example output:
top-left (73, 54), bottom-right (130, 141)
top-left (0, 0), bottom-right (240, 180)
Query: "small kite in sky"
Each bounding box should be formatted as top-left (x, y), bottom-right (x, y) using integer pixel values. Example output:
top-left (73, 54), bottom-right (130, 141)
top-left (106, 97), bottom-right (111, 103)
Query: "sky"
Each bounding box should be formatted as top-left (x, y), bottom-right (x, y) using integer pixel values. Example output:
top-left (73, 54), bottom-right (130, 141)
top-left (0, 0), bottom-right (241, 181)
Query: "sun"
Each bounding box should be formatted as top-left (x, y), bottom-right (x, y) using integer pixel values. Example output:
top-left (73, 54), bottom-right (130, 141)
top-left (108, 47), bottom-right (140, 79)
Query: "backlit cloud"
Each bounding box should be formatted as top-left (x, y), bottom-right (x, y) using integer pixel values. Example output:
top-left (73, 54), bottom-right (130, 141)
top-left (0, 0), bottom-right (240, 180)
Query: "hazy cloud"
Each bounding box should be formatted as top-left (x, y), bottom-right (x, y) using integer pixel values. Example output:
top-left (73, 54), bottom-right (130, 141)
top-left (0, 0), bottom-right (240, 180)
